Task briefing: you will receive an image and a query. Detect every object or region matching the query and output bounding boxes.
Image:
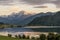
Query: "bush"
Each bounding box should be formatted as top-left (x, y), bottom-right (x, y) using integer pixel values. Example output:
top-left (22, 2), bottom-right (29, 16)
top-left (40, 34), bottom-right (46, 40)
top-left (31, 37), bottom-right (35, 39)
top-left (26, 36), bottom-right (29, 39)
top-left (8, 34), bottom-right (12, 37)
top-left (55, 34), bottom-right (60, 40)
top-left (15, 35), bottom-right (18, 38)
top-left (22, 34), bottom-right (26, 39)
top-left (18, 35), bottom-right (21, 39)
top-left (47, 33), bottom-right (56, 40)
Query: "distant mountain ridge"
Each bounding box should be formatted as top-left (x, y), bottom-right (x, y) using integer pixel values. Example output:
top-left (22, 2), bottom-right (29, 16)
top-left (0, 11), bottom-right (32, 25)
top-left (28, 11), bottom-right (60, 26)
top-left (20, 12), bottom-right (54, 26)
top-left (0, 11), bottom-right (55, 26)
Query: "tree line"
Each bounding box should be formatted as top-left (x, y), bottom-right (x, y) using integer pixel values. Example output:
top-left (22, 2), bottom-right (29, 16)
top-left (8, 32), bottom-right (60, 40)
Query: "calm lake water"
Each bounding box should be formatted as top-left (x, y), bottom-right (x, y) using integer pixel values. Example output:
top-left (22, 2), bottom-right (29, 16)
top-left (0, 26), bottom-right (59, 32)
top-left (0, 28), bottom-right (33, 32)
top-left (0, 27), bottom-right (59, 36)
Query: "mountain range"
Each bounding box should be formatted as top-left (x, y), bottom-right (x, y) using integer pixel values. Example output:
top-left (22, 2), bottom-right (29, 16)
top-left (28, 11), bottom-right (60, 26)
top-left (0, 11), bottom-right (32, 25)
top-left (0, 11), bottom-right (56, 26)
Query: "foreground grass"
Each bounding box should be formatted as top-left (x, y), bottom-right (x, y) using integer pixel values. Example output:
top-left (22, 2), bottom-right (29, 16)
top-left (0, 36), bottom-right (31, 40)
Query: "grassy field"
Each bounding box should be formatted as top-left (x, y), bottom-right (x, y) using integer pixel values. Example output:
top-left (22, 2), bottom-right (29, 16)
top-left (0, 36), bottom-right (32, 40)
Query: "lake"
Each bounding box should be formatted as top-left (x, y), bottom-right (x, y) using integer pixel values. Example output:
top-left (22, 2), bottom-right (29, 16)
top-left (0, 27), bottom-right (59, 37)
top-left (0, 27), bottom-right (59, 32)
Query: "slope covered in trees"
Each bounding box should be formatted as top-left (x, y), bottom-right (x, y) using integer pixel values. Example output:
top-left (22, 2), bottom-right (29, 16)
top-left (28, 11), bottom-right (60, 26)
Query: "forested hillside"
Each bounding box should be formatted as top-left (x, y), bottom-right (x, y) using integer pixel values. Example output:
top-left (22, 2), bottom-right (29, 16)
top-left (28, 11), bottom-right (60, 26)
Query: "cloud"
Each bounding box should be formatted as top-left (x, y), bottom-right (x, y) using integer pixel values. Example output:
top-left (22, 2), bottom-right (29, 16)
top-left (0, 0), bottom-right (14, 5)
top-left (0, 0), bottom-right (21, 6)
top-left (34, 6), bottom-right (48, 8)
top-left (21, 0), bottom-right (52, 5)
top-left (0, 0), bottom-right (60, 8)
top-left (53, 0), bottom-right (60, 8)
top-left (21, 0), bottom-right (60, 8)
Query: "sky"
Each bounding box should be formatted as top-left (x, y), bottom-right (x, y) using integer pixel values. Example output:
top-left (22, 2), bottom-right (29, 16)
top-left (0, 0), bottom-right (60, 15)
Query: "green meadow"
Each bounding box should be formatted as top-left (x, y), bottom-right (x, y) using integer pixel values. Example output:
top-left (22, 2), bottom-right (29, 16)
top-left (0, 36), bottom-right (31, 40)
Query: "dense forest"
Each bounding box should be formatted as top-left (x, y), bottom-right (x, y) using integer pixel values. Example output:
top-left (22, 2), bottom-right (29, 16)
top-left (28, 11), bottom-right (60, 26)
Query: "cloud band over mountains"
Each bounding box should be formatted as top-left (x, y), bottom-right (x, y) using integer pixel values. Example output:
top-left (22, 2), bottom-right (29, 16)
top-left (0, 0), bottom-right (60, 8)
top-left (21, 0), bottom-right (60, 8)
top-left (34, 6), bottom-right (48, 8)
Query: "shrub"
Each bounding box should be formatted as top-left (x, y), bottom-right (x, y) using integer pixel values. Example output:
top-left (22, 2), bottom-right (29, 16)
top-left (40, 34), bottom-right (46, 40)
top-left (31, 37), bottom-right (35, 39)
top-left (26, 36), bottom-right (29, 39)
top-left (15, 35), bottom-right (18, 38)
top-left (22, 34), bottom-right (26, 39)
top-left (18, 35), bottom-right (21, 39)
top-left (8, 34), bottom-right (12, 37)
top-left (55, 34), bottom-right (60, 40)
top-left (47, 33), bottom-right (56, 40)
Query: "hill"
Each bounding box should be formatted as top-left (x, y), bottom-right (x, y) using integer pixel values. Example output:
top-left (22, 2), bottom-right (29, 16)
top-left (28, 11), bottom-right (60, 26)
top-left (0, 11), bottom-right (54, 26)
top-left (0, 11), bottom-right (32, 25)
top-left (20, 12), bottom-right (54, 26)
